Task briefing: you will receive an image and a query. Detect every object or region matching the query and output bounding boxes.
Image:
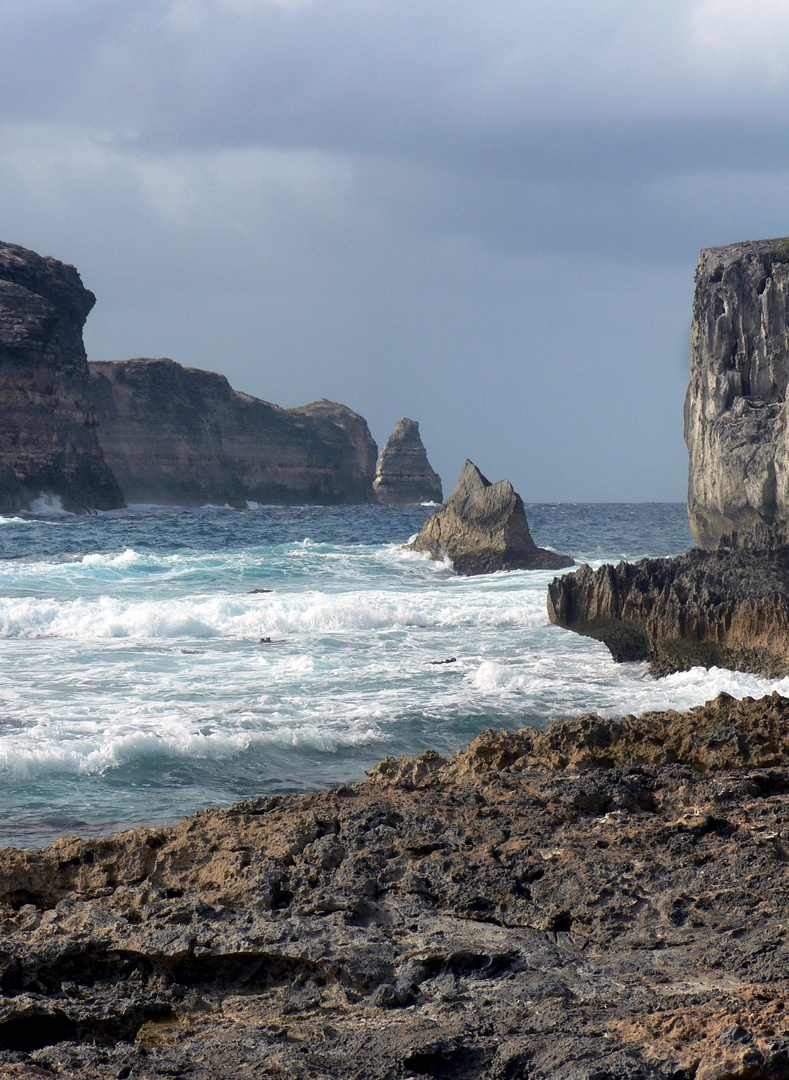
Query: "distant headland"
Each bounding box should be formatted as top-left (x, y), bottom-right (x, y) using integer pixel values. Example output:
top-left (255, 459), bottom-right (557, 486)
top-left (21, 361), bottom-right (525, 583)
top-left (0, 241), bottom-right (442, 511)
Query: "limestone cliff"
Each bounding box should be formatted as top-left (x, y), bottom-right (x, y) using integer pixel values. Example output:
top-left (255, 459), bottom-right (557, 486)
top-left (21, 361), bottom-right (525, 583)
top-left (373, 418), bottom-right (443, 505)
top-left (408, 460), bottom-right (572, 574)
top-left (89, 359), bottom-right (378, 505)
top-left (0, 242), bottom-right (123, 512)
top-left (686, 236), bottom-right (789, 549)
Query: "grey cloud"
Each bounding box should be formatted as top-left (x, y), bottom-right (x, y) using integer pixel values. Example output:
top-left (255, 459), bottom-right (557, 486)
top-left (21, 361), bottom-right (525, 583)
top-left (1, 0), bottom-right (788, 498)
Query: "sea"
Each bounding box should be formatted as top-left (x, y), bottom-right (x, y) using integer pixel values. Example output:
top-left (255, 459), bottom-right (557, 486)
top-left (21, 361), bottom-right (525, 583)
top-left (1, 500), bottom-right (784, 850)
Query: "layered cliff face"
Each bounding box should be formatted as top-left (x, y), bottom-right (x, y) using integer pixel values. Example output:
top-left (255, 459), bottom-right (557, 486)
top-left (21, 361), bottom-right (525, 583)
top-left (373, 418), bottom-right (443, 505)
top-left (89, 359), bottom-right (378, 505)
top-left (0, 242), bottom-right (123, 512)
top-left (686, 237), bottom-right (789, 549)
top-left (547, 548), bottom-right (789, 677)
top-left (409, 460), bottom-right (572, 574)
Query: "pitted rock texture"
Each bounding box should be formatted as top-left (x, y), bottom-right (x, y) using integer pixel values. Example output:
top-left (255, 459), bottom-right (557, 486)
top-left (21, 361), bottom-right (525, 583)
top-left (3, 693), bottom-right (789, 1078)
top-left (0, 242), bottom-right (123, 512)
top-left (374, 418), bottom-right (443, 505)
top-left (408, 459), bottom-right (572, 574)
top-left (686, 236), bottom-right (789, 549)
top-left (547, 547), bottom-right (789, 677)
top-left (90, 359), bottom-right (378, 505)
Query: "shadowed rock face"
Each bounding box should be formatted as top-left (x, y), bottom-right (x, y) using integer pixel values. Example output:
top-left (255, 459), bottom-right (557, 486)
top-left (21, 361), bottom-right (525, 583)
top-left (686, 237), bottom-right (789, 549)
top-left (547, 547), bottom-right (789, 677)
top-left (373, 418), bottom-right (442, 505)
top-left (0, 242), bottom-right (123, 512)
top-left (2, 692), bottom-right (789, 1078)
top-left (89, 360), bottom-right (378, 505)
top-left (408, 460), bottom-right (572, 574)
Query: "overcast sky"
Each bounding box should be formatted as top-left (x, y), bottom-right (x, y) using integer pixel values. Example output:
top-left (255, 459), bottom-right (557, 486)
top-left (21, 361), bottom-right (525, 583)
top-left (3, 0), bottom-right (789, 501)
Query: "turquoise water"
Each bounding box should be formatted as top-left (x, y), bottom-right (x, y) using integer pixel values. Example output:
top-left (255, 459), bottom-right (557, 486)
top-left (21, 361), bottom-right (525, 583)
top-left (0, 501), bottom-right (783, 849)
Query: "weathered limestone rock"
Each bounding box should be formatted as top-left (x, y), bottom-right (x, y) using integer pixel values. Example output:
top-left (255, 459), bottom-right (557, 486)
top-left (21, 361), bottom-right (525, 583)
top-left (0, 242), bottom-right (123, 512)
top-left (686, 236), bottom-right (789, 549)
top-left (294, 398), bottom-right (379, 489)
top-left (547, 547), bottom-right (789, 677)
top-left (89, 359), bottom-right (378, 505)
top-left (373, 418), bottom-right (442, 505)
top-left (408, 460), bottom-right (572, 574)
top-left (2, 693), bottom-right (789, 1078)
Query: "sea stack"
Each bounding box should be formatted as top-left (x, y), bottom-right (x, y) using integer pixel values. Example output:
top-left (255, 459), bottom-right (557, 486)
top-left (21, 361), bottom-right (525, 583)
top-left (0, 242), bottom-right (123, 512)
top-left (374, 418), bottom-right (442, 505)
top-left (408, 460), bottom-right (573, 574)
top-left (549, 237), bottom-right (789, 676)
top-left (89, 360), bottom-right (378, 506)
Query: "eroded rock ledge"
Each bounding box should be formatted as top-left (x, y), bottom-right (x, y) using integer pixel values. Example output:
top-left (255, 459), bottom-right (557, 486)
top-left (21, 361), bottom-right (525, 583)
top-left (3, 693), bottom-right (789, 1078)
top-left (547, 547), bottom-right (789, 677)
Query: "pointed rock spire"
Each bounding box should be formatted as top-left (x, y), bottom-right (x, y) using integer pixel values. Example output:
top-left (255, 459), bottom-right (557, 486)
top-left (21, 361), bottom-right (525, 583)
top-left (408, 460), bottom-right (573, 575)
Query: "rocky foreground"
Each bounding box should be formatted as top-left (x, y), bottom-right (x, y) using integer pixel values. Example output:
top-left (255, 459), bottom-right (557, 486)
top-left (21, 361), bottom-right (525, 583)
top-left (3, 696), bottom-right (789, 1077)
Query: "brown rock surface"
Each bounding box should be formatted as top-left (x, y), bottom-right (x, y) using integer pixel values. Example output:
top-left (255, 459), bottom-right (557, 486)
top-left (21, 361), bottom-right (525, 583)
top-left (90, 360), bottom-right (378, 505)
top-left (547, 546), bottom-right (789, 677)
top-left (0, 242), bottom-right (123, 512)
top-left (3, 693), bottom-right (789, 1077)
top-left (374, 418), bottom-right (443, 505)
top-left (408, 460), bottom-right (572, 574)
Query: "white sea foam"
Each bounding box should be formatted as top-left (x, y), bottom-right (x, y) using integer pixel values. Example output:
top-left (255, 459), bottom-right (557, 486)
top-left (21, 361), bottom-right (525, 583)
top-left (29, 494), bottom-right (68, 515)
top-left (0, 501), bottom-right (783, 849)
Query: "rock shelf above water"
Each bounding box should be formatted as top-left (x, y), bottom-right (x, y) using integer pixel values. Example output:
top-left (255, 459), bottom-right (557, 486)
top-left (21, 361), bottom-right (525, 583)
top-left (2, 692), bottom-right (789, 1078)
top-left (547, 546), bottom-right (789, 677)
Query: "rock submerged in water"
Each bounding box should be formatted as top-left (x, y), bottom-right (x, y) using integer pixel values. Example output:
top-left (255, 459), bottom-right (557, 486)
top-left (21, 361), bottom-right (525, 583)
top-left (408, 459), bottom-right (572, 574)
top-left (548, 547), bottom-right (789, 677)
top-left (0, 241), bottom-right (124, 512)
top-left (2, 692), bottom-right (789, 1078)
top-left (373, 418), bottom-right (442, 505)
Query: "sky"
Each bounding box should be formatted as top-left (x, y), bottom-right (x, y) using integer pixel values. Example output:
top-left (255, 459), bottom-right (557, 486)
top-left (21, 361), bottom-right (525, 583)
top-left (3, 1), bottom-right (789, 501)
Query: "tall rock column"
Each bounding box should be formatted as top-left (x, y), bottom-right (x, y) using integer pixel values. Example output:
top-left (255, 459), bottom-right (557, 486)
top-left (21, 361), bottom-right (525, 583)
top-left (374, 418), bottom-right (443, 505)
top-left (686, 237), bottom-right (789, 549)
top-left (0, 242), bottom-right (123, 512)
